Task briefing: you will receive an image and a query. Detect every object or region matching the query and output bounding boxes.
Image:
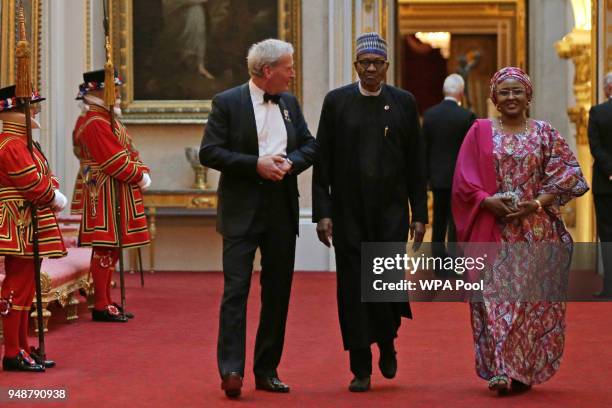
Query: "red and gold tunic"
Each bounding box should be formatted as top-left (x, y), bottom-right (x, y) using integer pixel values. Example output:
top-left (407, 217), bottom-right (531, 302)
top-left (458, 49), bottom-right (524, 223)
top-left (74, 105), bottom-right (150, 249)
top-left (70, 112), bottom-right (87, 215)
top-left (0, 122), bottom-right (67, 258)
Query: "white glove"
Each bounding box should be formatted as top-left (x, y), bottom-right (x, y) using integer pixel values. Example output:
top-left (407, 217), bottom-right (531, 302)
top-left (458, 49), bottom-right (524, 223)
top-left (51, 190), bottom-right (68, 212)
top-left (138, 173), bottom-right (152, 191)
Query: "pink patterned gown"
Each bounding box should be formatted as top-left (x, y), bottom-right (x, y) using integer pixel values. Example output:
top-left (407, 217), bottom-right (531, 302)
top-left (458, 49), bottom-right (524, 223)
top-left (470, 119), bottom-right (588, 385)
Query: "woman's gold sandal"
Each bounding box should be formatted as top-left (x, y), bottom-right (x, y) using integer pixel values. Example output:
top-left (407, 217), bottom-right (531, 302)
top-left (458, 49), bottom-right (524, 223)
top-left (488, 375), bottom-right (510, 395)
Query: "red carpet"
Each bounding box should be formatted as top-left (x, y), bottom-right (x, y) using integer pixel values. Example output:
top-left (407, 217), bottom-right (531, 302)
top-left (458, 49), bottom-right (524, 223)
top-left (1, 272), bottom-right (612, 407)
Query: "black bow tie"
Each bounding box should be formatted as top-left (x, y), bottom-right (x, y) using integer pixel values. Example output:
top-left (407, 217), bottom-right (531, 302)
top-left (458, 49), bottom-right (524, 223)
top-left (263, 93), bottom-right (281, 104)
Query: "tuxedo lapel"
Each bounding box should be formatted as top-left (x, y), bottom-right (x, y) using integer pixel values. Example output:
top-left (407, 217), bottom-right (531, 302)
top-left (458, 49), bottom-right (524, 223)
top-left (240, 83), bottom-right (259, 155)
top-left (278, 97), bottom-right (296, 153)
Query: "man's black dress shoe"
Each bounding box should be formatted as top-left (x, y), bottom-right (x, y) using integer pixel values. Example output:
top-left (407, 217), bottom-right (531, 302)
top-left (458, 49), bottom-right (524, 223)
top-left (379, 348), bottom-right (397, 379)
top-left (2, 350), bottom-right (45, 372)
top-left (112, 303), bottom-right (134, 319)
top-left (92, 306), bottom-right (129, 322)
top-left (594, 291), bottom-right (612, 299)
top-left (29, 347), bottom-right (56, 368)
top-left (349, 376), bottom-right (371, 392)
top-left (255, 376), bottom-right (290, 393)
top-left (221, 372), bottom-right (242, 398)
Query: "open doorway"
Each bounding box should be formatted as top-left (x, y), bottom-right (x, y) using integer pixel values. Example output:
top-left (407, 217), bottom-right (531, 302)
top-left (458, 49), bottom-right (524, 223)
top-left (395, 0), bottom-right (526, 117)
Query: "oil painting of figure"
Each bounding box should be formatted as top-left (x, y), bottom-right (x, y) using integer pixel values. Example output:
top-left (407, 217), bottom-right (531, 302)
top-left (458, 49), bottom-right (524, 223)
top-left (133, 0), bottom-right (278, 101)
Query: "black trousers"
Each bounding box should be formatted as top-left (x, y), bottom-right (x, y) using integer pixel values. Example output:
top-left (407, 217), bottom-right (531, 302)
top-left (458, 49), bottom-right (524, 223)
top-left (432, 188), bottom-right (457, 258)
top-left (594, 194), bottom-right (612, 293)
top-left (349, 339), bottom-right (394, 378)
top-left (217, 183), bottom-right (296, 378)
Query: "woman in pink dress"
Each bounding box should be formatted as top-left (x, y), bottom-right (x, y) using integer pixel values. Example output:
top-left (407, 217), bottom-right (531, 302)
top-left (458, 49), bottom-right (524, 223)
top-left (452, 67), bottom-right (589, 395)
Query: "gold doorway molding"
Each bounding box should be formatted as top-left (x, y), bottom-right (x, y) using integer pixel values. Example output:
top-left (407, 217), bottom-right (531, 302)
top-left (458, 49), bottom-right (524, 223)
top-left (396, 0), bottom-right (526, 81)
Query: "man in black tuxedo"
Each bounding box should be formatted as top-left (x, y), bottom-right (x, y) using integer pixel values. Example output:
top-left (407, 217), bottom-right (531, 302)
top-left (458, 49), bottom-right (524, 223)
top-left (422, 74), bottom-right (476, 266)
top-left (589, 72), bottom-right (612, 298)
top-left (200, 39), bottom-right (317, 398)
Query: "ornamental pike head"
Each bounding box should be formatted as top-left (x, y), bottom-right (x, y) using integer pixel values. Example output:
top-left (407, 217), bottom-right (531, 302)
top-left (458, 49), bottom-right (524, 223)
top-left (15, 1), bottom-right (32, 99)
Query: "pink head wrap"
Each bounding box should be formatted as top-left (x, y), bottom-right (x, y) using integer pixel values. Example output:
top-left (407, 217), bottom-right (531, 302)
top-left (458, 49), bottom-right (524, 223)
top-left (489, 66), bottom-right (533, 104)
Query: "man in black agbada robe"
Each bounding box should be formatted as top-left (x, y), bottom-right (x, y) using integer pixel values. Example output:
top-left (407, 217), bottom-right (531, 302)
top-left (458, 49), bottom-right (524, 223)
top-left (312, 32), bottom-right (428, 392)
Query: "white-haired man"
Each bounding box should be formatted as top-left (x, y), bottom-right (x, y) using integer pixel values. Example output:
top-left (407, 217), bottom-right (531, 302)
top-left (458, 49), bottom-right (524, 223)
top-left (589, 72), bottom-right (612, 298)
top-left (200, 39), bottom-right (317, 398)
top-left (422, 73), bottom-right (476, 272)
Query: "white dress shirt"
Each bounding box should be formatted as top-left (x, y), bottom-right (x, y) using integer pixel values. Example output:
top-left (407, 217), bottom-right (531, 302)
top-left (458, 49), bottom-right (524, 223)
top-left (249, 80), bottom-right (287, 157)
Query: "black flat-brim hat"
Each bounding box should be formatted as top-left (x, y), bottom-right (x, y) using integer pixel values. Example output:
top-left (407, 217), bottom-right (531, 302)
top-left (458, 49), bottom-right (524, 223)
top-left (0, 85), bottom-right (45, 113)
top-left (77, 68), bottom-right (124, 100)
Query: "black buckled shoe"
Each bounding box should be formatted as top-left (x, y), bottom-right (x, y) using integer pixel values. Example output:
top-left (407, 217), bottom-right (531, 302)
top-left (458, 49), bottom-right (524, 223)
top-left (29, 347), bottom-right (56, 368)
top-left (221, 372), bottom-right (243, 398)
top-left (349, 376), bottom-right (371, 392)
top-left (92, 305), bottom-right (129, 322)
top-left (112, 303), bottom-right (134, 319)
top-left (255, 376), bottom-right (290, 393)
top-left (2, 350), bottom-right (45, 372)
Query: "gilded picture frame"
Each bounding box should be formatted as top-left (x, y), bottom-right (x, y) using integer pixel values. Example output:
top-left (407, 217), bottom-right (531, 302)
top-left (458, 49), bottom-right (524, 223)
top-left (605, 0), bottom-right (611, 76)
top-left (0, 0), bottom-right (41, 88)
top-left (107, 0), bottom-right (302, 124)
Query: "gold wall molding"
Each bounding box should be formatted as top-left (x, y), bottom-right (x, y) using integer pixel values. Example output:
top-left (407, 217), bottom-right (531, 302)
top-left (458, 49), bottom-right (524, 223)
top-left (606, 0), bottom-right (612, 74)
top-left (85, 0), bottom-right (92, 71)
top-left (352, 0), bottom-right (389, 48)
top-left (360, 0), bottom-right (385, 33)
top-left (399, 0), bottom-right (518, 3)
top-left (352, 0), bottom-right (390, 81)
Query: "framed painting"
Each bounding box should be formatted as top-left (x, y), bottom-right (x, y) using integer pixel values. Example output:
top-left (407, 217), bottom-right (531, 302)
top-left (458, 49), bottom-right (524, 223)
top-left (107, 0), bottom-right (302, 124)
top-left (0, 0), bottom-right (41, 88)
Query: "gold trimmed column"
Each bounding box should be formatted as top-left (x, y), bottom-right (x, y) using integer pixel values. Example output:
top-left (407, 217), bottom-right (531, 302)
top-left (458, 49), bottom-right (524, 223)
top-left (555, 1), bottom-right (595, 242)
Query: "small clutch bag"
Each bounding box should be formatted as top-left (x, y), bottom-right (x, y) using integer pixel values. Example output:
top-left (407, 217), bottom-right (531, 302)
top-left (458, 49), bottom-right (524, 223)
top-left (493, 191), bottom-right (520, 211)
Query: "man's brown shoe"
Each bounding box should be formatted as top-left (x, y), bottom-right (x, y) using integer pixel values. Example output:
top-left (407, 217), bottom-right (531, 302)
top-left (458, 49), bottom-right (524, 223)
top-left (221, 372), bottom-right (242, 398)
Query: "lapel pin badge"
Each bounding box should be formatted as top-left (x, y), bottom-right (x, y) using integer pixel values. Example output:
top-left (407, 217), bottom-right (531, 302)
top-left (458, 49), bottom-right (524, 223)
top-left (384, 105), bottom-right (390, 111)
top-left (283, 109), bottom-right (291, 122)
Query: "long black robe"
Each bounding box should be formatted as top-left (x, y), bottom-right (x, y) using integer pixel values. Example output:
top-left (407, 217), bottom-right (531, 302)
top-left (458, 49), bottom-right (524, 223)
top-left (312, 83), bottom-right (428, 350)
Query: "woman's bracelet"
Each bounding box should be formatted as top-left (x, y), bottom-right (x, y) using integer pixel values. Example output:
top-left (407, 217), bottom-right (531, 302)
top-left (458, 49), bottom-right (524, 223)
top-left (534, 199), bottom-right (543, 212)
